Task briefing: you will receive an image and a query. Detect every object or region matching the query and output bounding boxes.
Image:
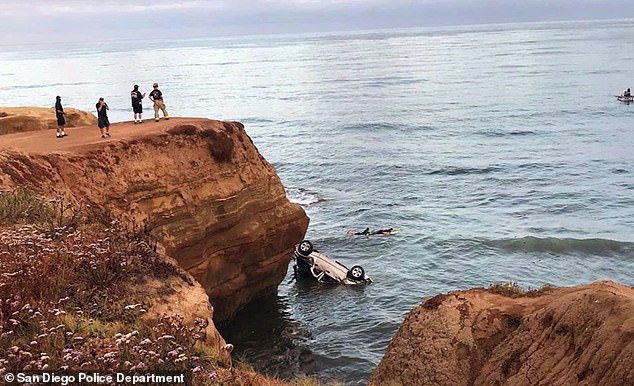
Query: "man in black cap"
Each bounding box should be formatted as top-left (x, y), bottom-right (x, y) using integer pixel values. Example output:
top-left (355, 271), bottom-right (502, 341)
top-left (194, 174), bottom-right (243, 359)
top-left (131, 85), bottom-right (146, 124)
top-left (149, 82), bottom-right (169, 122)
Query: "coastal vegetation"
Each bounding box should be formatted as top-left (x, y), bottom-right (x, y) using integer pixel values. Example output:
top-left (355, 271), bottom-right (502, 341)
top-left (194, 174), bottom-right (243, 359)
top-left (487, 282), bottom-right (557, 298)
top-left (0, 189), bottom-right (327, 385)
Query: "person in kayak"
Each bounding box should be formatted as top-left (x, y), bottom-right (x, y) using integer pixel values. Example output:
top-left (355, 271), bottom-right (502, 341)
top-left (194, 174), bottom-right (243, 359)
top-left (624, 88), bottom-right (631, 98)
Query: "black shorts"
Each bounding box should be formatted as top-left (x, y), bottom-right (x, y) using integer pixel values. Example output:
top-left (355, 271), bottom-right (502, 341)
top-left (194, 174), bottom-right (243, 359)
top-left (98, 117), bottom-right (110, 129)
top-left (56, 114), bottom-right (65, 126)
top-left (132, 104), bottom-right (142, 114)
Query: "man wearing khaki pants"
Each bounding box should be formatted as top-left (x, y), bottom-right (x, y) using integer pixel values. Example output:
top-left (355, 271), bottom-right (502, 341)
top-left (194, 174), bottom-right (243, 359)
top-left (149, 82), bottom-right (169, 122)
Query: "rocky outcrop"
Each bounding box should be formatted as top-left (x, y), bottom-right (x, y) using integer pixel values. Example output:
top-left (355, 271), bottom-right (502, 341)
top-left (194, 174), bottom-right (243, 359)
top-left (369, 281), bottom-right (634, 386)
top-left (127, 252), bottom-right (232, 366)
top-left (0, 106), bottom-right (97, 135)
top-left (0, 117), bottom-right (309, 322)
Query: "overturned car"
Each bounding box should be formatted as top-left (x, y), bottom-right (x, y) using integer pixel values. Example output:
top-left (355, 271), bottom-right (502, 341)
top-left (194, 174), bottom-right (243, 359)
top-left (292, 240), bottom-right (372, 285)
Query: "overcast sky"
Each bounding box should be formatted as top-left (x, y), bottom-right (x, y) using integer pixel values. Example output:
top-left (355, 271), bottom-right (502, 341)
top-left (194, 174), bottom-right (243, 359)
top-left (3, 0), bottom-right (634, 44)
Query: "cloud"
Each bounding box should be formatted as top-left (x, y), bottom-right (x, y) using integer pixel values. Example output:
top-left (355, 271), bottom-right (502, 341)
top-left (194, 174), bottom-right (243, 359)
top-left (2, 0), bottom-right (634, 44)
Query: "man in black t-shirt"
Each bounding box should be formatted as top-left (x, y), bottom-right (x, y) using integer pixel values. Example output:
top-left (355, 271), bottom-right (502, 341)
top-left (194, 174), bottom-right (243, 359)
top-left (149, 82), bottom-right (169, 122)
top-left (96, 97), bottom-right (111, 138)
top-left (131, 84), bottom-right (146, 124)
top-left (55, 96), bottom-right (66, 138)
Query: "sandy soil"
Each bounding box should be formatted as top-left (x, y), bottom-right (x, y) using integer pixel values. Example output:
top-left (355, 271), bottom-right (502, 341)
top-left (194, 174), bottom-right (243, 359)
top-left (0, 118), bottom-right (201, 153)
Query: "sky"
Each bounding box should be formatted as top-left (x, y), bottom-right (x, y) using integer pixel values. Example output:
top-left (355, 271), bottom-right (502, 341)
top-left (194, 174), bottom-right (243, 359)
top-left (3, 0), bottom-right (634, 44)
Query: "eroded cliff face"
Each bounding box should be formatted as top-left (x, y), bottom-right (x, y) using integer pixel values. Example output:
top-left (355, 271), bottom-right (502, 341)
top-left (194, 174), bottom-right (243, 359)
top-left (0, 118), bottom-right (309, 322)
top-left (0, 107), bottom-right (97, 135)
top-left (127, 252), bottom-right (232, 366)
top-left (369, 281), bottom-right (634, 386)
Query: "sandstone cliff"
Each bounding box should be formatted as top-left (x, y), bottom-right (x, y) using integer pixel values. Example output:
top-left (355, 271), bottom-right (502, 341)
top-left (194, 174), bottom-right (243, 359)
top-left (369, 281), bottom-right (634, 386)
top-left (131, 252), bottom-right (229, 362)
top-left (0, 106), bottom-right (97, 134)
top-left (0, 117), bottom-right (309, 322)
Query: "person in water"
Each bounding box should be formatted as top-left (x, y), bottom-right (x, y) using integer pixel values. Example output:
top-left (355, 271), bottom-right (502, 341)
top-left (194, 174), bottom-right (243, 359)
top-left (347, 227), bottom-right (398, 236)
top-left (371, 227), bottom-right (397, 235)
top-left (352, 227), bottom-right (371, 236)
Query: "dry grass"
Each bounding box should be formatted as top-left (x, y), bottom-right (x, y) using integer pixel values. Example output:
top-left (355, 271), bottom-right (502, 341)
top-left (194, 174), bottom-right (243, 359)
top-left (488, 282), bottom-right (558, 298)
top-left (0, 189), bottom-right (335, 385)
top-left (488, 282), bottom-right (525, 298)
top-left (0, 188), bottom-right (53, 225)
top-left (0, 222), bottom-right (213, 376)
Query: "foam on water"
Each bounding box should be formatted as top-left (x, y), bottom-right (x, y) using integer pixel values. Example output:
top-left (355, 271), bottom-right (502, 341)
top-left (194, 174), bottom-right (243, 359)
top-left (285, 188), bottom-right (322, 207)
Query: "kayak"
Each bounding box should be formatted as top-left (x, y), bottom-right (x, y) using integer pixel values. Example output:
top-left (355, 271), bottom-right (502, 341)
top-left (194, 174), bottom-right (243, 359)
top-left (617, 95), bottom-right (634, 102)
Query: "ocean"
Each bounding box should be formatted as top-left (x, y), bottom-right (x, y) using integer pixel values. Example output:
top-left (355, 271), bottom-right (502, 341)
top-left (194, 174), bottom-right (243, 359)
top-left (2, 19), bottom-right (634, 385)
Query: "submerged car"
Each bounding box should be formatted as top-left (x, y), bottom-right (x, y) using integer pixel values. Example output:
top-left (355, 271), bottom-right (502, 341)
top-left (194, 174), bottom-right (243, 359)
top-left (292, 240), bottom-right (372, 285)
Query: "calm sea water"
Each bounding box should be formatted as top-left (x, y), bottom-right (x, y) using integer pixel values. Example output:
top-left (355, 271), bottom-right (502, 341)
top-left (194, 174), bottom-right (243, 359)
top-left (2, 19), bottom-right (634, 385)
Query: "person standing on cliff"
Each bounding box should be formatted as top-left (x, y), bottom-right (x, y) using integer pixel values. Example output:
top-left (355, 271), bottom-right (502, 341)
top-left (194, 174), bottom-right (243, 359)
top-left (55, 96), bottom-right (66, 138)
top-left (148, 82), bottom-right (169, 122)
top-left (96, 97), bottom-right (111, 138)
top-left (131, 85), bottom-right (146, 124)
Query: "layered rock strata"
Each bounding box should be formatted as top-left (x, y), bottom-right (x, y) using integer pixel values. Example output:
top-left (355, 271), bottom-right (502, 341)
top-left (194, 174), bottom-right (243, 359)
top-left (0, 106), bottom-right (97, 134)
top-left (369, 281), bottom-right (634, 386)
top-left (0, 117), bottom-right (309, 322)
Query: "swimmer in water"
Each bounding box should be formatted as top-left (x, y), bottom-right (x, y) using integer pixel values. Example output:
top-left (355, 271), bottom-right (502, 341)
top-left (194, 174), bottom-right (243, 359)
top-left (346, 227), bottom-right (370, 236)
top-left (346, 227), bottom-right (399, 236)
top-left (371, 227), bottom-right (398, 235)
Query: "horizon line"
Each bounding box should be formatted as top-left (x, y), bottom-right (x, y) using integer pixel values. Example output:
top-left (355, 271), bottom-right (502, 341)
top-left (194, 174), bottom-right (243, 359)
top-left (1, 16), bottom-right (633, 48)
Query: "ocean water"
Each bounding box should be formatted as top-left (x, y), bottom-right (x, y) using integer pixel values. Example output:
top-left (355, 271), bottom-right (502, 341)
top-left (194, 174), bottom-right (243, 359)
top-left (2, 19), bottom-right (634, 384)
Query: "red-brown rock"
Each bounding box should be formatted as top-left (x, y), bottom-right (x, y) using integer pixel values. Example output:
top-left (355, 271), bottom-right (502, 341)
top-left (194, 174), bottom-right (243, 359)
top-left (369, 281), bottom-right (634, 386)
top-left (0, 117), bottom-right (309, 322)
top-left (0, 106), bottom-right (97, 135)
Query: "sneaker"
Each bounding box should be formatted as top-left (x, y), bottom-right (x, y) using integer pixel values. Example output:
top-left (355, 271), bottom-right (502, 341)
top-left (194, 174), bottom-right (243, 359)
top-left (106, 133), bottom-right (111, 138)
top-left (155, 118), bottom-right (160, 122)
top-left (56, 134), bottom-right (62, 138)
top-left (101, 134), bottom-right (106, 139)
top-left (139, 120), bottom-right (143, 124)
top-left (62, 132), bottom-right (67, 137)
top-left (165, 117), bottom-right (169, 120)
top-left (134, 121), bottom-right (138, 124)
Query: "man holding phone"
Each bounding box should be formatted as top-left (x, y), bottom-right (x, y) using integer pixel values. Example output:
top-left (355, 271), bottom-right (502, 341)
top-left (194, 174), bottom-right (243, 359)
top-left (96, 97), bottom-right (111, 138)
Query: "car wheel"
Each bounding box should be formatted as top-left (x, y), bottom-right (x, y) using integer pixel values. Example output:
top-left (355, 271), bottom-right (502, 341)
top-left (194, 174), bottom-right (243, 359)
top-left (348, 265), bottom-right (365, 281)
top-left (297, 240), bottom-right (314, 256)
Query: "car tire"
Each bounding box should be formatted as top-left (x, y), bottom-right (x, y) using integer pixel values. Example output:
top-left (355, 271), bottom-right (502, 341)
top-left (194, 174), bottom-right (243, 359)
top-left (297, 240), bottom-right (314, 257)
top-left (348, 265), bottom-right (365, 281)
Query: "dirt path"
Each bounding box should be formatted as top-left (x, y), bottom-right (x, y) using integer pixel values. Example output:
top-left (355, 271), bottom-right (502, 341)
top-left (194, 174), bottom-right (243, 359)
top-left (0, 118), bottom-right (202, 154)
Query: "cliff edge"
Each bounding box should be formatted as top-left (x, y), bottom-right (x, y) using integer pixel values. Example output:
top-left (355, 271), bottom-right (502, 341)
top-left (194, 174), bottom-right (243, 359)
top-left (0, 106), bottom-right (97, 135)
top-left (369, 281), bottom-right (634, 386)
top-left (0, 117), bottom-right (309, 322)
